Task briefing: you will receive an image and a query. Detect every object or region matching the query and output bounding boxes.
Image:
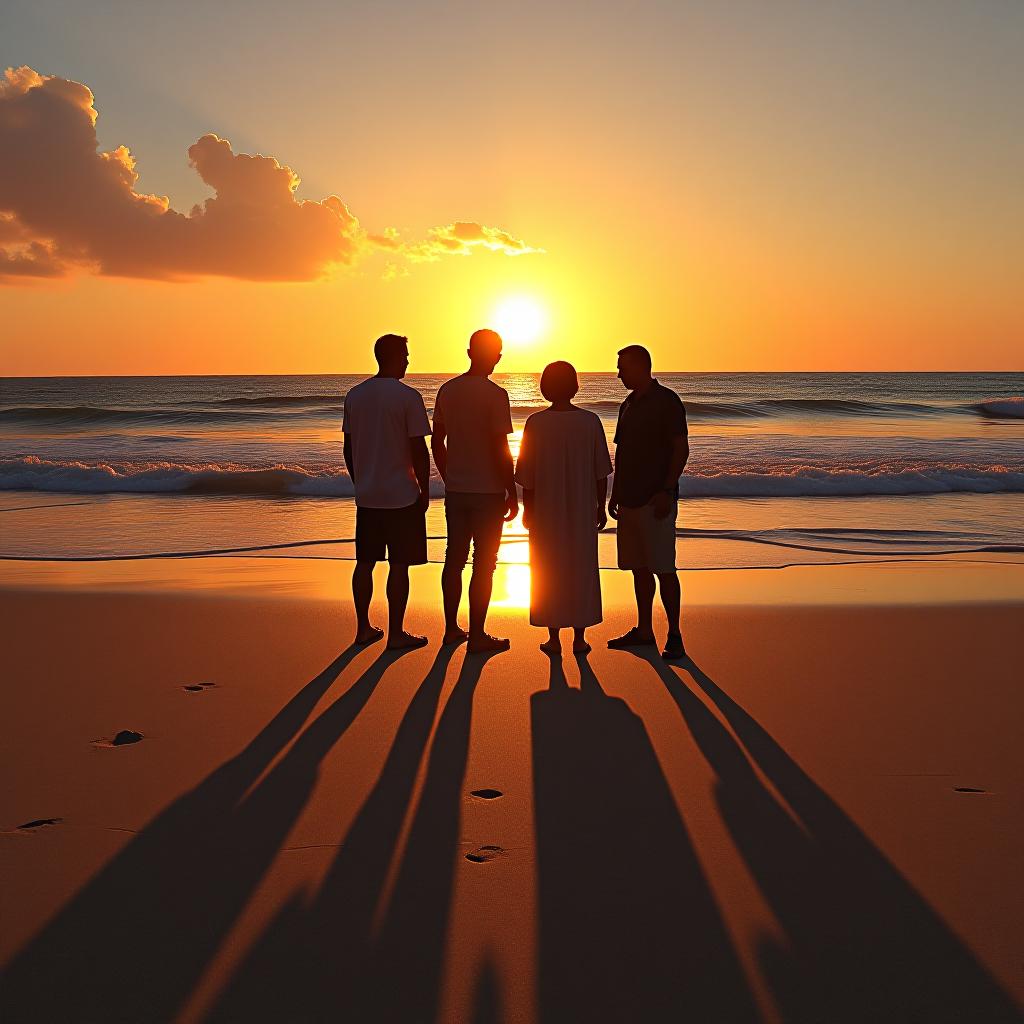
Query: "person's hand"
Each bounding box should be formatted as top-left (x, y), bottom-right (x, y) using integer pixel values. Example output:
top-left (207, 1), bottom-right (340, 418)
top-left (416, 489), bottom-right (430, 513)
top-left (504, 491), bottom-right (519, 522)
top-left (596, 504), bottom-right (608, 531)
top-left (608, 496), bottom-right (620, 520)
top-left (650, 490), bottom-right (673, 520)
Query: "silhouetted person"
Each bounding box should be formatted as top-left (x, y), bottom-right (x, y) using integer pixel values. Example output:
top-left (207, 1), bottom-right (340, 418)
top-left (432, 328), bottom-right (517, 653)
top-left (607, 344), bottom-right (689, 659)
top-left (343, 333), bottom-right (431, 650)
top-left (515, 361), bottom-right (612, 655)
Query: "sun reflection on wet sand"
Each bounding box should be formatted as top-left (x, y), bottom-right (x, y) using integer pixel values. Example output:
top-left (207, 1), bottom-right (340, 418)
top-left (491, 508), bottom-right (531, 607)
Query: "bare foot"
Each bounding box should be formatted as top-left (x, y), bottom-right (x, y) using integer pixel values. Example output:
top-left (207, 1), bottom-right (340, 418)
top-left (355, 625), bottom-right (384, 646)
top-left (443, 627), bottom-right (469, 646)
top-left (468, 633), bottom-right (511, 654)
top-left (573, 641), bottom-right (592, 655)
top-left (387, 631), bottom-right (429, 651)
top-left (540, 639), bottom-right (561, 656)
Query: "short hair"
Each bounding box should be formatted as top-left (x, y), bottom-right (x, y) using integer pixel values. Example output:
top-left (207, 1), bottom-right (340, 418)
top-left (617, 344), bottom-right (652, 371)
top-left (374, 333), bottom-right (408, 365)
top-left (540, 361), bottom-right (579, 403)
top-left (469, 328), bottom-right (502, 361)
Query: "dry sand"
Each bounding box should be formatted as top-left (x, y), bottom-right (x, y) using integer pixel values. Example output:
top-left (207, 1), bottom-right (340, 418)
top-left (1, 559), bottom-right (1022, 1022)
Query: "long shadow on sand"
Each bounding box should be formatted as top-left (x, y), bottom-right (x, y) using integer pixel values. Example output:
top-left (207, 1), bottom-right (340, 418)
top-left (0, 643), bottom-right (409, 1024)
top-left (207, 647), bottom-right (496, 1023)
top-left (531, 654), bottom-right (760, 1023)
top-left (631, 651), bottom-right (1021, 1023)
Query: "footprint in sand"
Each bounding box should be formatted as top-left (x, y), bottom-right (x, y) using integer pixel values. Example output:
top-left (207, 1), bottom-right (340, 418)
top-left (470, 789), bottom-right (503, 800)
top-left (183, 681), bottom-right (217, 692)
top-left (465, 845), bottom-right (505, 863)
top-left (18, 818), bottom-right (63, 830)
top-left (93, 730), bottom-right (144, 748)
top-left (953, 786), bottom-right (989, 794)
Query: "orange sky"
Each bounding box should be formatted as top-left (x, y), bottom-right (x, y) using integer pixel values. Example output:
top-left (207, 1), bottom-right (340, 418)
top-left (2, 2), bottom-right (1022, 374)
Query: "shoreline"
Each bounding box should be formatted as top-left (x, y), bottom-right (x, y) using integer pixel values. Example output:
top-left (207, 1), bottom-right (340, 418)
top-left (2, 554), bottom-right (1023, 606)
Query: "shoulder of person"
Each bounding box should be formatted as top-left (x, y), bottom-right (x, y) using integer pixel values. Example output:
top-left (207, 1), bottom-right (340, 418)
top-left (656, 380), bottom-right (683, 403)
top-left (397, 379), bottom-right (426, 400)
top-left (435, 375), bottom-right (461, 395)
top-left (344, 376), bottom-right (374, 400)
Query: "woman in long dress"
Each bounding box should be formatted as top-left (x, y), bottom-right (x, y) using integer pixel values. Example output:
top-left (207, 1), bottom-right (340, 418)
top-left (515, 361), bottom-right (613, 655)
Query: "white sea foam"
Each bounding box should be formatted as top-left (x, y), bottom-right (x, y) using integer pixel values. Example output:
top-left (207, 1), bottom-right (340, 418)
top-left (4, 456), bottom-right (1023, 499)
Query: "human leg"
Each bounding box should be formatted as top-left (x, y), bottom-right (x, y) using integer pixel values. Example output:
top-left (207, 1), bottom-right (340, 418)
top-left (352, 560), bottom-right (382, 644)
top-left (608, 505), bottom-right (657, 647)
top-left (658, 571), bottom-right (681, 634)
top-left (633, 569), bottom-right (657, 634)
top-left (386, 563), bottom-right (427, 649)
top-left (441, 494), bottom-right (472, 644)
top-left (573, 627), bottom-right (591, 655)
top-left (467, 494), bottom-right (508, 653)
top-left (541, 627), bottom-right (561, 656)
top-left (353, 505), bottom-right (386, 644)
top-left (383, 503), bottom-right (429, 649)
top-left (657, 571), bottom-right (686, 659)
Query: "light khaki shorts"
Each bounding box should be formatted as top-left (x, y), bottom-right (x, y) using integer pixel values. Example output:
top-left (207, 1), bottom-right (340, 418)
top-left (616, 501), bottom-right (678, 573)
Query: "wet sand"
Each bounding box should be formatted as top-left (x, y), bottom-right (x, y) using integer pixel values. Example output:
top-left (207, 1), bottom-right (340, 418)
top-left (1, 560), bottom-right (1022, 1022)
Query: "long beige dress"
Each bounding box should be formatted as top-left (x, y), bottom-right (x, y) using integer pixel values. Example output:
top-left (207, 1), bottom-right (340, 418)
top-left (515, 407), bottom-right (613, 628)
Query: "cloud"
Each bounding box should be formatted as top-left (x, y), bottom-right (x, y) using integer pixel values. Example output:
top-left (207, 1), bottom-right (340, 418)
top-left (0, 67), bottom-right (540, 283)
top-left (402, 221), bottom-right (544, 262)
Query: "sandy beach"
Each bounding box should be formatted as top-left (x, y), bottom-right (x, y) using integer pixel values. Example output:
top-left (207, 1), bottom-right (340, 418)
top-left (1, 558), bottom-right (1021, 1022)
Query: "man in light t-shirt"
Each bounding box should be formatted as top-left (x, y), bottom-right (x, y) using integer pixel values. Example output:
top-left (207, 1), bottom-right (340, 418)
top-left (342, 334), bottom-right (432, 650)
top-left (432, 328), bottom-right (517, 653)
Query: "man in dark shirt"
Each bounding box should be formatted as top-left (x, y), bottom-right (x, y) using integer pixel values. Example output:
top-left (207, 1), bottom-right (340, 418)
top-left (607, 344), bottom-right (689, 659)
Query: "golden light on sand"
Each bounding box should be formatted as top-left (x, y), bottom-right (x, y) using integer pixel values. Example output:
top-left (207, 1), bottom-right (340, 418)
top-left (491, 511), bottom-right (531, 607)
top-left (492, 296), bottom-right (547, 346)
top-left (492, 563), bottom-right (532, 608)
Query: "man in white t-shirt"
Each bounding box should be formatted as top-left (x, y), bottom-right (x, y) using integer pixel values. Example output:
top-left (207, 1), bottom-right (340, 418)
top-left (432, 329), bottom-right (517, 653)
top-left (342, 334), bottom-right (432, 650)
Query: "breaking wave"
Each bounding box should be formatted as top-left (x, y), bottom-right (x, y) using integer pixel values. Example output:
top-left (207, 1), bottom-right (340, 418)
top-left (4, 394), bottom-right (1023, 426)
top-left (4, 456), bottom-right (1023, 499)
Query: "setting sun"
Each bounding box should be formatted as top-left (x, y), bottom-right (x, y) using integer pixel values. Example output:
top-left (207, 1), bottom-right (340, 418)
top-left (492, 296), bottom-right (548, 346)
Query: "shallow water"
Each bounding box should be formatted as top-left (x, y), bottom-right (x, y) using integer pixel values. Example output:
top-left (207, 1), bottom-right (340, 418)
top-left (2, 372), bottom-right (1023, 566)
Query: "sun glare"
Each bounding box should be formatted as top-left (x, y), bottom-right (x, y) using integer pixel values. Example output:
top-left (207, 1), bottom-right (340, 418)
top-left (492, 296), bottom-right (547, 345)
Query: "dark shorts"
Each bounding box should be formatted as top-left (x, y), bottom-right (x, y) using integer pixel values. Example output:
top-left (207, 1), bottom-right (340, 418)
top-left (444, 491), bottom-right (505, 572)
top-left (355, 502), bottom-right (427, 565)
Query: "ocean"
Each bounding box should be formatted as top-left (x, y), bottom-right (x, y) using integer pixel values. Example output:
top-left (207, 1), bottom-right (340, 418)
top-left (1, 372), bottom-right (1022, 570)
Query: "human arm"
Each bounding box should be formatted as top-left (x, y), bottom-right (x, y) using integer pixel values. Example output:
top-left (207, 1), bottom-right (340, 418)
top-left (521, 487), bottom-right (534, 530)
top-left (410, 436), bottom-right (431, 512)
top-left (408, 392), bottom-right (432, 512)
top-left (596, 476), bottom-right (608, 531)
top-left (495, 392), bottom-right (518, 521)
top-left (650, 436), bottom-right (689, 519)
top-left (497, 434), bottom-right (518, 521)
top-left (343, 434), bottom-right (355, 484)
top-left (513, 416), bottom-right (534, 527)
top-left (431, 423), bottom-right (448, 484)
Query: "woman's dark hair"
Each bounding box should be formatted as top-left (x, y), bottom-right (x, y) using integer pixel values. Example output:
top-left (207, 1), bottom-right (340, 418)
top-left (540, 361), bottom-right (579, 402)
